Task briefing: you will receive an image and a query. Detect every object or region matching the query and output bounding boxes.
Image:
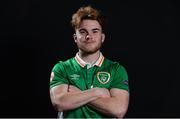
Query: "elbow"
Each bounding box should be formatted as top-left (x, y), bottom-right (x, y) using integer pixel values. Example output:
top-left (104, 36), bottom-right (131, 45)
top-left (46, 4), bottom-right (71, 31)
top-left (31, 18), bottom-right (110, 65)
top-left (53, 103), bottom-right (64, 112)
top-left (54, 101), bottom-right (72, 112)
top-left (113, 108), bottom-right (127, 118)
top-left (51, 93), bottom-right (72, 112)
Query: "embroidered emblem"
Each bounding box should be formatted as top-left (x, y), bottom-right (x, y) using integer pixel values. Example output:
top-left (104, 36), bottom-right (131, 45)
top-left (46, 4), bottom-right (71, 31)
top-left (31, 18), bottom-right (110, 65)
top-left (70, 74), bottom-right (80, 80)
top-left (97, 72), bottom-right (110, 84)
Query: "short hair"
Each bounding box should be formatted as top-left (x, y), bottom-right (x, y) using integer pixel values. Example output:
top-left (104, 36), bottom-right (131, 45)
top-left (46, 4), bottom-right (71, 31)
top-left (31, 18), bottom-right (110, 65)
top-left (71, 6), bottom-right (106, 32)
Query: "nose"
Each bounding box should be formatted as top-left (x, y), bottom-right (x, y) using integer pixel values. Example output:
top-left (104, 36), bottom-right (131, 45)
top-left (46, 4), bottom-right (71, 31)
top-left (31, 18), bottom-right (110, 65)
top-left (85, 34), bottom-right (92, 40)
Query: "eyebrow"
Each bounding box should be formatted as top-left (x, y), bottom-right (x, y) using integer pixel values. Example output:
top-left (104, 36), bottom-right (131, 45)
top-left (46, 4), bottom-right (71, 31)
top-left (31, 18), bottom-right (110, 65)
top-left (79, 28), bottom-right (86, 32)
top-left (92, 28), bottom-right (101, 31)
top-left (79, 28), bottom-right (101, 31)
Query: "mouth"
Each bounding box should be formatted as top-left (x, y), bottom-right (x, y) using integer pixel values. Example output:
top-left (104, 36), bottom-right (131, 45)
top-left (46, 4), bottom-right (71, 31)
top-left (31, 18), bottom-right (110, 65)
top-left (84, 41), bottom-right (95, 44)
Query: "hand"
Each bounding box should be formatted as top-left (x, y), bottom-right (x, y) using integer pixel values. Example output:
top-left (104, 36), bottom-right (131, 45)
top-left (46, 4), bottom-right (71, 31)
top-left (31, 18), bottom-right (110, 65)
top-left (68, 85), bottom-right (81, 93)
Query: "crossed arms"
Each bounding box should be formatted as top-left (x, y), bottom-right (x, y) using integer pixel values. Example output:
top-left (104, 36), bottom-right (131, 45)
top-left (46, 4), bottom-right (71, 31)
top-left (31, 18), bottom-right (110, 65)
top-left (50, 84), bottom-right (129, 118)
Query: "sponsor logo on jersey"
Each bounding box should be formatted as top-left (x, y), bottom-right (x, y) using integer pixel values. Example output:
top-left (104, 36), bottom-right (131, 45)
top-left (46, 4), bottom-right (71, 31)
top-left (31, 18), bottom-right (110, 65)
top-left (123, 80), bottom-right (129, 86)
top-left (70, 74), bottom-right (80, 80)
top-left (97, 71), bottom-right (110, 84)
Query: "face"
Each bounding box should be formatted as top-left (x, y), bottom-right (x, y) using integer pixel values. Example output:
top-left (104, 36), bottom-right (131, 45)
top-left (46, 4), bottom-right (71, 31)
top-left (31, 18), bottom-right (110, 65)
top-left (74, 19), bottom-right (105, 54)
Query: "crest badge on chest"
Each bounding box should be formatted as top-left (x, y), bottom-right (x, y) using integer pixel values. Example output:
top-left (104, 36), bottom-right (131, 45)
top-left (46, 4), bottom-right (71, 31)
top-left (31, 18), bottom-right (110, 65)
top-left (97, 71), bottom-right (110, 84)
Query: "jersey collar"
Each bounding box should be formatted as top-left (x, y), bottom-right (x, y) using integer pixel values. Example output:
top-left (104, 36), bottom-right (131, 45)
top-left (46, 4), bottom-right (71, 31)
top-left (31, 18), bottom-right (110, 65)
top-left (74, 52), bottom-right (104, 68)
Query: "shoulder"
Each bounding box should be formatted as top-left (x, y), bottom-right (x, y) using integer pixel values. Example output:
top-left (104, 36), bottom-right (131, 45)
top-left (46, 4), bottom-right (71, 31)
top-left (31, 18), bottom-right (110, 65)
top-left (52, 57), bottom-right (75, 71)
top-left (104, 58), bottom-right (126, 70)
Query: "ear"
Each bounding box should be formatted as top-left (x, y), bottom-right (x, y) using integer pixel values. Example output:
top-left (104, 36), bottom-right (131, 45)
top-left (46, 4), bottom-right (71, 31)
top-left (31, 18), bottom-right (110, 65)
top-left (73, 34), bottom-right (77, 43)
top-left (101, 33), bottom-right (105, 43)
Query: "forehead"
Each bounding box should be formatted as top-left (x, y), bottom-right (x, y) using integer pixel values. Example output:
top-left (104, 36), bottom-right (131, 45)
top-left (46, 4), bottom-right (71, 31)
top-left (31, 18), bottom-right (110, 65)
top-left (79, 19), bottom-right (102, 30)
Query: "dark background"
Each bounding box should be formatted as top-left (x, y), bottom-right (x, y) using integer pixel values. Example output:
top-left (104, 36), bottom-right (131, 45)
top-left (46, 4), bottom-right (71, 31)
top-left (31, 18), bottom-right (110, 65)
top-left (1, 0), bottom-right (179, 118)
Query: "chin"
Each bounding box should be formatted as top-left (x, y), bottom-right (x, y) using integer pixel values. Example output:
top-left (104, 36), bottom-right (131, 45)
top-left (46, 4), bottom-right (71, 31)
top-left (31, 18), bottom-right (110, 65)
top-left (82, 49), bottom-right (99, 54)
top-left (78, 44), bottom-right (102, 54)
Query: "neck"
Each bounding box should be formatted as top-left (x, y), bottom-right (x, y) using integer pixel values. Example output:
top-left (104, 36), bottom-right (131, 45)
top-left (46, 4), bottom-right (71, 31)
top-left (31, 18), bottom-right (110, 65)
top-left (78, 50), bottom-right (100, 64)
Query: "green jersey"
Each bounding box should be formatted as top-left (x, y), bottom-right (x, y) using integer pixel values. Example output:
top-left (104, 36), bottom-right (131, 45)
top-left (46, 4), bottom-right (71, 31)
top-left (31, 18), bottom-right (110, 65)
top-left (49, 53), bottom-right (129, 118)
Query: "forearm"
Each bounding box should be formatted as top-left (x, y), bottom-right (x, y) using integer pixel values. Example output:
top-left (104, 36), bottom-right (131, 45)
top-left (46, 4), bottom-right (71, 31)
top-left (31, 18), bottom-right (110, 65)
top-left (88, 96), bottom-right (128, 118)
top-left (54, 88), bottom-right (98, 111)
top-left (88, 97), bottom-right (118, 117)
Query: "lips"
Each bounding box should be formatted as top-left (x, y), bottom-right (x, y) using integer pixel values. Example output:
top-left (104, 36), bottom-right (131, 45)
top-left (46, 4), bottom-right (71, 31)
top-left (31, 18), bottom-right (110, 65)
top-left (84, 41), bottom-right (95, 44)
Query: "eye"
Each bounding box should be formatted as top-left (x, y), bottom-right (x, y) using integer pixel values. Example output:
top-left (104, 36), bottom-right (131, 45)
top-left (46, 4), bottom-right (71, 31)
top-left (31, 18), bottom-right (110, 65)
top-left (79, 29), bottom-right (87, 35)
top-left (92, 28), bottom-right (100, 33)
top-left (93, 30), bottom-right (98, 33)
top-left (80, 31), bottom-right (86, 34)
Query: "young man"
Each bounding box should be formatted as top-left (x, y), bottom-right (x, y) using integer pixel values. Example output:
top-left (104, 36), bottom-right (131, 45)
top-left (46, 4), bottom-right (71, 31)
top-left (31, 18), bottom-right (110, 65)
top-left (49, 6), bottom-right (129, 118)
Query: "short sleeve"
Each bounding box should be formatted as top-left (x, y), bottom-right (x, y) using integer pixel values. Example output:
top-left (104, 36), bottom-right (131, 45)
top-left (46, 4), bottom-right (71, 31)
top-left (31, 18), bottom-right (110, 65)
top-left (110, 64), bottom-right (129, 92)
top-left (49, 61), bottom-right (69, 89)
